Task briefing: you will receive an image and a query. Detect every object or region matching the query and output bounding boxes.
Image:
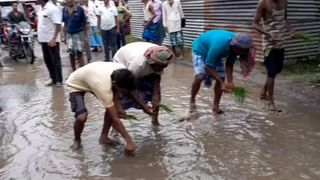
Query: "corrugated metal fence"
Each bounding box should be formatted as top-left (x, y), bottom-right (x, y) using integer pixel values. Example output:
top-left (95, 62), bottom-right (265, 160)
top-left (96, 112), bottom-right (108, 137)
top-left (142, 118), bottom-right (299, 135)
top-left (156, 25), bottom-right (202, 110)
top-left (128, 0), bottom-right (320, 61)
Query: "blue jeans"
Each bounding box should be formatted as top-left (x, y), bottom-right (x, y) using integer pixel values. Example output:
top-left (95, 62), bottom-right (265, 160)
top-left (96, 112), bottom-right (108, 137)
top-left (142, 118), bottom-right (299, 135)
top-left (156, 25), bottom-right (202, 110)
top-left (101, 27), bottom-right (117, 61)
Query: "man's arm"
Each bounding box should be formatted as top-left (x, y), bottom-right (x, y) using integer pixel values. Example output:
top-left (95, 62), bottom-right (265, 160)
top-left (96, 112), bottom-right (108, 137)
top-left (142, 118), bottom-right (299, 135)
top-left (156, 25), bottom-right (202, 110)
top-left (225, 64), bottom-right (234, 87)
top-left (97, 15), bottom-right (101, 32)
top-left (7, 12), bottom-right (12, 23)
top-left (81, 7), bottom-right (88, 34)
top-left (49, 22), bottom-right (62, 47)
top-left (128, 91), bottom-right (154, 115)
top-left (284, 0), bottom-right (296, 37)
top-left (162, 3), bottom-right (167, 31)
top-left (113, 90), bottom-right (127, 118)
top-left (122, 7), bottom-right (132, 23)
top-left (253, 0), bottom-right (270, 37)
top-left (112, 6), bottom-right (119, 33)
top-left (115, 16), bottom-right (119, 33)
top-left (48, 7), bottom-right (62, 47)
top-left (152, 75), bottom-right (161, 109)
top-left (96, 7), bottom-right (101, 32)
top-left (106, 105), bottom-right (135, 153)
top-left (178, 0), bottom-right (185, 18)
top-left (225, 55), bottom-right (238, 88)
top-left (144, 4), bottom-right (156, 27)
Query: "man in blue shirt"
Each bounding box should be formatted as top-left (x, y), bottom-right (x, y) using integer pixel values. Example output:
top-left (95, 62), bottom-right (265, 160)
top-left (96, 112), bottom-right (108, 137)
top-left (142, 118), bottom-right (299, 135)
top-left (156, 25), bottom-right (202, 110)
top-left (63, 0), bottom-right (87, 71)
top-left (190, 29), bottom-right (254, 115)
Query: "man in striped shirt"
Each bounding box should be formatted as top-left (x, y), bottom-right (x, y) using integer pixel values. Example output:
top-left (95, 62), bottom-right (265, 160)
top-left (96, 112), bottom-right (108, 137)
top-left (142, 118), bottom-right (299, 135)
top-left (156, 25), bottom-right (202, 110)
top-left (253, 0), bottom-right (296, 112)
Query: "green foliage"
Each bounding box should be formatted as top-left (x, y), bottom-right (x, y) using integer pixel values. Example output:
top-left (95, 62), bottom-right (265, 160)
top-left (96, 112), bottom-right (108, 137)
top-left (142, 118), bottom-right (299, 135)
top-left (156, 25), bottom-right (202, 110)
top-left (297, 32), bottom-right (314, 44)
top-left (126, 114), bottom-right (138, 121)
top-left (126, 35), bottom-right (142, 44)
top-left (232, 87), bottom-right (249, 105)
top-left (159, 104), bottom-right (174, 114)
top-left (125, 104), bottom-right (174, 121)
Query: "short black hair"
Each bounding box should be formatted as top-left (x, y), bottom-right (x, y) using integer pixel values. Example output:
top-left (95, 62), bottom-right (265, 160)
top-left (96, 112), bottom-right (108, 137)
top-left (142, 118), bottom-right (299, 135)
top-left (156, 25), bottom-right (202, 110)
top-left (111, 69), bottom-right (136, 91)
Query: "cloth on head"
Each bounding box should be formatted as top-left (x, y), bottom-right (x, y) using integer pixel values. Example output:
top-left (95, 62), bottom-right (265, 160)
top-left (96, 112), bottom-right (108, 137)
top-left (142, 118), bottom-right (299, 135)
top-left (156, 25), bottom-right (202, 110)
top-left (144, 45), bottom-right (175, 65)
top-left (230, 33), bottom-right (253, 49)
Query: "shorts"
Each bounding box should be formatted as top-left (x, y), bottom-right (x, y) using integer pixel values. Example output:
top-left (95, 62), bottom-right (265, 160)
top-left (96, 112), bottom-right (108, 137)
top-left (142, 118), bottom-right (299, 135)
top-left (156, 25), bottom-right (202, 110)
top-left (69, 92), bottom-right (87, 117)
top-left (169, 31), bottom-right (184, 47)
top-left (264, 48), bottom-right (284, 78)
top-left (192, 52), bottom-right (225, 88)
top-left (67, 31), bottom-right (84, 56)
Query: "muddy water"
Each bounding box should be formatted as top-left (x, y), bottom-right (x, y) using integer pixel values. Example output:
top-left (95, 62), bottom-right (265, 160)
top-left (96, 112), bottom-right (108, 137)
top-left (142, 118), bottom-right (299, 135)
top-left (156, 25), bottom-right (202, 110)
top-left (1, 48), bottom-right (320, 180)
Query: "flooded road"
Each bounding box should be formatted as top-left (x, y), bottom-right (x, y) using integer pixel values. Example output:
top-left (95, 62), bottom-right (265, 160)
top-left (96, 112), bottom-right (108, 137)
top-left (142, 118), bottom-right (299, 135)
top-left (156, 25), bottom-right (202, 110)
top-left (0, 44), bottom-right (320, 180)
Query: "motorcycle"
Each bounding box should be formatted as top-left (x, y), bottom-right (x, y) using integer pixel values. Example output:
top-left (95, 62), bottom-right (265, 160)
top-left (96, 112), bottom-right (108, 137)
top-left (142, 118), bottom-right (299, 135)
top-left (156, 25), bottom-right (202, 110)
top-left (1, 20), bottom-right (35, 64)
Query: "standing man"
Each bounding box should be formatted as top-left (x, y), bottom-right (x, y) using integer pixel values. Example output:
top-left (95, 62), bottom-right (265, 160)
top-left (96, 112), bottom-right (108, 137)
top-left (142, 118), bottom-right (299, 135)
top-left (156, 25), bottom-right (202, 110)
top-left (162, 0), bottom-right (185, 59)
top-left (88, 0), bottom-right (102, 52)
top-left (66, 62), bottom-right (136, 155)
top-left (7, 3), bottom-right (27, 24)
top-left (97, 0), bottom-right (119, 61)
top-left (113, 42), bottom-right (175, 125)
top-left (114, 0), bottom-right (132, 49)
top-left (190, 30), bottom-right (254, 115)
top-left (37, 0), bottom-right (63, 86)
top-left (63, 0), bottom-right (87, 71)
top-left (253, 0), bottom-right (296, 111)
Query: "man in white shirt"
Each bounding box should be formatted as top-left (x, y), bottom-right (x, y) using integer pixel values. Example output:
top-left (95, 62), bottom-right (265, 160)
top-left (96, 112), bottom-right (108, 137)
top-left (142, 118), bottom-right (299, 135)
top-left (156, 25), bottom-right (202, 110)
top-left (66, 62), bottom-right (137, 155)
top-left (162, 0), bottom-right (185, 59)
top-left (113, 42), bottom-right (175, 125)
top-left (97, 0), bottom-right (119, 61)
top-left (37, 0), bottom-right (63, 86)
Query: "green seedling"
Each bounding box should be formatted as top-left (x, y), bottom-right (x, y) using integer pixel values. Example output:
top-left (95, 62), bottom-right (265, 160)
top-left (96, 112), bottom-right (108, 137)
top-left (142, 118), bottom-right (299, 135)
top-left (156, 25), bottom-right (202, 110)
top-left (297, 32), bottom-right (313, 44)
top-left (126, 114), bottom-right (139, 121)
top-left (159, 104), bottom-right (174, 114)
top-left (232, 87), bottom-right (249, 105)
top-left (125, 104), bottom-right (174, 121)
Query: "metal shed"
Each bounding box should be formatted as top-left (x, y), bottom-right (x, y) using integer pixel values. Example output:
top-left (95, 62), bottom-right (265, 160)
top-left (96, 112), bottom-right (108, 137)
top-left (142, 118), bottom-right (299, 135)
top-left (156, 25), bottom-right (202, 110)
top-left (128, 0), bottom-right (320, 61)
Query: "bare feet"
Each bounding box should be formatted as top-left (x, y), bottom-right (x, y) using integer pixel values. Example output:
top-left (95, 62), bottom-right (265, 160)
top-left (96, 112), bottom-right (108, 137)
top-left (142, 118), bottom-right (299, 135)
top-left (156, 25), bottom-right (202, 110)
top-left (213, 108), bottom-right (225, 115)
top-left (71, 141), bottom-right (82, 150)
top-left (268, 102), bottom-right (282, 113)
top-left (99, 136), bottom-right (119, 146)
top-left (124, 144), bottom-right (137, 156)
top-left (260, 93), bottom-right (270, 101)
top-left (189, 103), bottom-right (197, 113)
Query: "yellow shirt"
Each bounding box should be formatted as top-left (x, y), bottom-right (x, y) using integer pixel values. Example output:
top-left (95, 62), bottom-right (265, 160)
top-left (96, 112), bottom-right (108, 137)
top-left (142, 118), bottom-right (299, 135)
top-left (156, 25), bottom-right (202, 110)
top-left (66, 62), bottom-right (126, 108)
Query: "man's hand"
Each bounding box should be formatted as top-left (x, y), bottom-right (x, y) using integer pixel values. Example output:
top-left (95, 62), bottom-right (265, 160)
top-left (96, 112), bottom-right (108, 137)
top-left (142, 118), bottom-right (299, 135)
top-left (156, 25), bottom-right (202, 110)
top-left (116, 27), bottom-right (120, 34)
top-left (118, 110), bottom-right (127, 119)
top-left (270, 34), bottom-right (283, 43)
top-left (48, 38), bottom-right (57, 47)
top-left (125, 143), bottom-right (137, 156)
top-left (152, 96), bottom-right (161, 110)
top-left (164, 26), bottom-right (168, 33)
top-left (222, 82), bottom-right (231, 93)
top-left (226, 82), bottom-right (235, 90)
top-left (142, 104), bottom-right (155, 116)
top-left (83, 35), bottom-right (89, 46)
top-left (289, 31), bottom-right (298, 38)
